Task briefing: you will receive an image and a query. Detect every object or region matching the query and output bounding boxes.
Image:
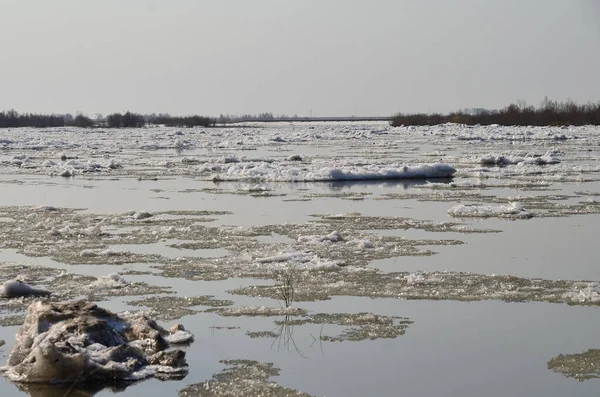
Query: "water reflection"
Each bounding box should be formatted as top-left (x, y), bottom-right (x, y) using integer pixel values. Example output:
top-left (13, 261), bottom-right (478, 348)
top-left (271, 315), bottom-right (312, 358)
top-left (211, 177), bottom-right (453, 194)
top-left (13, 380), bottom-right (135, 397)
top-left (327, 177), bottom-right (453, 191)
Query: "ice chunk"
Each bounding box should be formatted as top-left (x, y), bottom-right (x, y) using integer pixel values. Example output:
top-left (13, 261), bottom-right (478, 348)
top-left (80, 249), bottom-right (98, 257)
top-left (0, 280), bottom-right (51, 298)
top-left (35, 205), bottom-right (59, 211)
top-left (323, 163), bottom-right (456, 181)
top-left (132, 211), bottom-right (153, 220)
top-left (297, 231), bottom-right (345, 244)
top-left (357, 239), bottom-right (375, 249)
top-left (448, 202), bottom-right (533, 219)
top-left (563, 282), bottom-right (600, 303)
top-left (0, 301), bottom-right (192, 383)
top-left (89, 273), bottom-right (130, 290)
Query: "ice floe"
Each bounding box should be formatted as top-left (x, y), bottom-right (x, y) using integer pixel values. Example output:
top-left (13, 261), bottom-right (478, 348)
top-left (179, 360), bottom-right (313, 397)
top-left (253, 251), bottom-right (341, 271)
top-left (548, 349), bottom-right (600, 381)
top-left (448, 202), bottom-right (534, 219)
top-left (208, 305), bottom-right (307, 317)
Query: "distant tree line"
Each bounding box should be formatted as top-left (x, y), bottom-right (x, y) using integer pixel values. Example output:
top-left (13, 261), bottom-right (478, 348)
top-left (217, 112), bottom-right (299, 123)
top-left (106, 112), bottom-right (146, 128)
top-left (0, 110), bottom-right (215, 128)
top-left (106, 112), bottom-right (214, 128)
top-left (0, 110), bottom-right (66, 128)
top-left (390, 99), bottom-right (600, 127)
top-left (150, 114), bottom-right (215, 127)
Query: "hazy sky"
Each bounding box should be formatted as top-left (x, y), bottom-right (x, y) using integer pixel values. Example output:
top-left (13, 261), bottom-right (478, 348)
top-left (1, 0), bottom-right (599, 117)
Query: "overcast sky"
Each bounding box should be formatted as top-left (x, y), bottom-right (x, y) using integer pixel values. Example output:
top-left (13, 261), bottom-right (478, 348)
top-left (1, 0), bottom-right (599, 117)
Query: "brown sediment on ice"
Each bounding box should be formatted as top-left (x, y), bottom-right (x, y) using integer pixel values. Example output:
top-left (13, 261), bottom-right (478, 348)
top-left (231, 269), bottom-right (600, 307)
top-left (178, 359), bottom-right (313, 397)
top-left (246, 330), bottom-right (279, 339)
top-left (548, 349), bottom-right (600, 381)
top-left (0, 204), bottom-right (488, 286)
top-left (128, 295), bottom-right (234, 321)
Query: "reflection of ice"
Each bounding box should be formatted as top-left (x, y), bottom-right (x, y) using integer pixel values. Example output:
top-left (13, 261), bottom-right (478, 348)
top-left (246, 312), bottom-right (412, 350)
top-left (328, 177), bottom-right (453, 190)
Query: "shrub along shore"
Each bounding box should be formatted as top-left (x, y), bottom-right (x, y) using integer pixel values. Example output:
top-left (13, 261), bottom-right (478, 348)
top-left (391, 99), bottom-right (600, 127)
top-left (0, 110), bottom-right (215, 128)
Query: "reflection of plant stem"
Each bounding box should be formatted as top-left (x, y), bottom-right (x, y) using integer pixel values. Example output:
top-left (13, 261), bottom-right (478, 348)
top-left (271, 315), bottom-right (306, 358)
top-left (319, 324), bottom-right (325, 355)
top-left (308, 324), bottom-right (325, 356)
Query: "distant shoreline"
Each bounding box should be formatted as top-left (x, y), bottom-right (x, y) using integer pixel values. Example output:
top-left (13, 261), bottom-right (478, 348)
top-left (219, 116), bottom-right (391, 123)
top-left (391, 99), bottom-right (600, 127)
top-left (2, 98), bottom-right (600, 128)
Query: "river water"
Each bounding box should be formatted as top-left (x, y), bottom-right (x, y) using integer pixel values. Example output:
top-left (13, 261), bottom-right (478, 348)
top-left (0, 121), bottom-right (599, 396)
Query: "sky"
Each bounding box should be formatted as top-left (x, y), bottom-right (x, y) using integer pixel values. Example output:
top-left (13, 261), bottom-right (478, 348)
top-left (1, 0), bottom-right (599, 117)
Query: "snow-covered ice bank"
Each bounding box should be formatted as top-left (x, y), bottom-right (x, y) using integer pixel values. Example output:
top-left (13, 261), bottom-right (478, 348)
top-left (1, 301), bottom-right (193, 383)
top-left (316, 163), bottom-right (456, 181)
top-left (204, 163), bottom-right (456, 182)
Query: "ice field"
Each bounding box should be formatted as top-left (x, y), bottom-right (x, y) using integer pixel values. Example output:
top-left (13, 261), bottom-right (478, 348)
top-left (0, 121), bottom-right (600, 396)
